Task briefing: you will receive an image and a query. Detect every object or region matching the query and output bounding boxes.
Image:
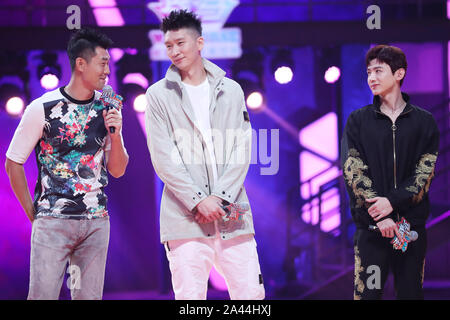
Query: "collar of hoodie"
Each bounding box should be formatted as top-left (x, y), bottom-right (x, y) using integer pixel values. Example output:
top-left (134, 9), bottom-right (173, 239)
top-left (165, 57), bottom-right (226, 93)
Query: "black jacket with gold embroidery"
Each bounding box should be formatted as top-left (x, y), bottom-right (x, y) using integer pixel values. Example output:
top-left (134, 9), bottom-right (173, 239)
top-left (341, 93), bottom-right (439, 228)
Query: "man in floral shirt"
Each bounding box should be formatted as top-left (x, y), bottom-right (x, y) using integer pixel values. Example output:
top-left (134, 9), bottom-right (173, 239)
top-left (5, 28), bottom-right (129, 299)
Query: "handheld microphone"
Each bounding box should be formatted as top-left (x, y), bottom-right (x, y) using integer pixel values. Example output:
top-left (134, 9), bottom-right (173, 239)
top-left (369, 217), bottom-right (418, 252)
top-left (222, 202), bottom-right (249, 221)
top-left (100, 85), bottom-right (123, 133)
top-left (369, 225), bottom-right (418, 241)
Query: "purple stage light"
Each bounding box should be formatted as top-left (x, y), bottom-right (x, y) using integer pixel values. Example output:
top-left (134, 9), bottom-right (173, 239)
top-left (324, 66), bottom-right (341, 84)
top-left (274, 66), bottom-right (293, 84)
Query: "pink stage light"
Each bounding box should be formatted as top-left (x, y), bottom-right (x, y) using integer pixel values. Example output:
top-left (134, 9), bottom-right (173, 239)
top-left (324, 66), bottom-right (341, 84)
top-left (89, 0), bottom-right (124, 26)
top-left (301, 188), bottom-right (341, 232)
top-left (447, 0), bottom-right (450, 19)
top-left (125, 48), bottom-right (138, 55)
top-left (300, 157), bottom-right (340, 199)
top-left (92, 8), bottom-right (125, 26)
top-left (6, 96), bottom-right (25, 116)
top-left (89, 0), bottom-right (116, 6)
top-left (299, 112), bottom-right (341, 233)
top-left (302, 198), bottom-right (320, 225)
top-left (320, 188), bottom-right (341, 232)
top-left (299, 112), bottom-right (338, 161)
top-left (110, 48), bottom-right (124, 62)
top-left (40, 74), bottom-right (59, 90)
top-left (122, 73), bottom-right (149, 89)
top-left (300, 151), bottom-right (332, 183)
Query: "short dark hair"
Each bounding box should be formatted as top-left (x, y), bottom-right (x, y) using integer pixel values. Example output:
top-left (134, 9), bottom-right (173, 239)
top-left (365, 44), bottom-right (407, 85)
top-left (67, 27), bottom-right (113, 71)
top-left (161, 9), bottom-right (202, 36)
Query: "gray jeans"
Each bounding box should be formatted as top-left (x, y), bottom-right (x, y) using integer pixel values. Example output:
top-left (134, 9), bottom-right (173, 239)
top-left (28, 216), bottom-right (110, 300)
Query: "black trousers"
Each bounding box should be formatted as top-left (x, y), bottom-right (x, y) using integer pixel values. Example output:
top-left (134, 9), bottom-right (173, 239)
top-left (353, 226), bottom-right (427, 300)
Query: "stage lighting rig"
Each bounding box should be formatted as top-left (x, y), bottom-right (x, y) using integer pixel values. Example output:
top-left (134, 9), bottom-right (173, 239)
top-left (115, 51), bottom-right (152, 113)
top-left (271, 48), bottom-right (294, 84)
top-left (37, 52), bottom-right (61, 90)
top-left (0, 51), bottom-right (29, 116)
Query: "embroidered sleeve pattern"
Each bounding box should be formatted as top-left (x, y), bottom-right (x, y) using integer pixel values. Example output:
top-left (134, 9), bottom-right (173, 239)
top-left (386, 114), bottom-right (440, 210)
top-left (343, 148), bottom-right (378, 208)
top-left (405, 153), bottom-right (438, 204)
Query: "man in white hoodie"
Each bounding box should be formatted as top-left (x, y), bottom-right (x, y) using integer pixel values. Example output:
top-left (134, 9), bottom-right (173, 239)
top-left (145, 9), bottom-right (265, 300)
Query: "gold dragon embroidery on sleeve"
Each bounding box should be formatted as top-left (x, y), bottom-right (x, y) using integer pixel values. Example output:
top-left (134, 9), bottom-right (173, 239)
top-left (343, 148), bottom-right (377, 208)
top-left (405, 153), bottom-right (437, 203)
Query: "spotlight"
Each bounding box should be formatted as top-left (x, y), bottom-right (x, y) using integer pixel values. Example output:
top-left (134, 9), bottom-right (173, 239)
top-left (0, 51), bottom-right (30, 115)
top-left (246, 91), bottom-right (264, 110)
top-left (119, 83), bottom-right (146, 114)
top-left (274, 66), bottom-right (293, 84)
top-left (0, 83), bottom-right (26, 117)
top-left (271, 49), bottom-right (294, 84)
top-left (6, 96), bottom-right (25, 116)
top-left (133, 94), bottom-right (147, 113)
top-left (324, 66), bottom-right (341, 84)
top-left (232, 51), bottom-right (265, 111)
top-left (40, 74), bottom-right (59, 90)
top-left (37, 52), bottom-right (61, 90)
top-left (115, 51), bottom-right (152, 114)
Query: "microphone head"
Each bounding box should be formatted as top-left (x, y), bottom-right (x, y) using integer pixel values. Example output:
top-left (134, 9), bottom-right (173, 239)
top-left (235, 202), bottom-right (250, 212)
top-left (100, 85), bottom-right (123, 111)
top-left (102, 85), bottom-right (113, 98)
top-left (409, 231), bottom-right (418, 241)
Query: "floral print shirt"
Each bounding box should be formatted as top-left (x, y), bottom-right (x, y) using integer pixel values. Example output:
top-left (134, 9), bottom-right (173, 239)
top-left (7, 87), bottom-right (112, 220)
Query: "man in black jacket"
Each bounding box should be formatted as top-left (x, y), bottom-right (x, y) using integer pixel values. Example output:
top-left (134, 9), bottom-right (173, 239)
top-left (341, 45), bottom-right (439, 299)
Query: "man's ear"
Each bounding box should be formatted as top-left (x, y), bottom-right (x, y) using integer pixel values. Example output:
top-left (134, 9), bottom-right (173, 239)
top-left (197, 36), bottom-right (204, 51)
top-left (75, 57), bottom-right (86, 73)
top-left (395, 68), bottom-right (406, 82)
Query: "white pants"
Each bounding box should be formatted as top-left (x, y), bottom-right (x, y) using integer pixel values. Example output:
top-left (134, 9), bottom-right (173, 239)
top-left (164, 233), bottom-right (265, 300)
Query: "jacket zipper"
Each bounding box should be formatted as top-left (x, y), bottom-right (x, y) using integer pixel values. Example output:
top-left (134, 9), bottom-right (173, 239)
top-left (375, 108), bottom-right (412, 221)
top-left (391, 122), bottom-right (397, 189)
top-left (391, 121), bottom-right (400, 222)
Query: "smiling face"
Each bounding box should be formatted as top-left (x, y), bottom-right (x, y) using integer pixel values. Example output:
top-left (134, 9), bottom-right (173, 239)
top-left (76, 46), bottom-right (110, 91)
top-left (164, 28), bottom-right (203, 73)
top-left (367, 58), bottom-right (405, 96)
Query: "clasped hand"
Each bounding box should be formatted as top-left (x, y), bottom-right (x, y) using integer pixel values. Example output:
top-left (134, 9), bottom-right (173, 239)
top-left (194, 195), bottom-right (226, 224)
top-left (366, 197), bottom-right (400, 238)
